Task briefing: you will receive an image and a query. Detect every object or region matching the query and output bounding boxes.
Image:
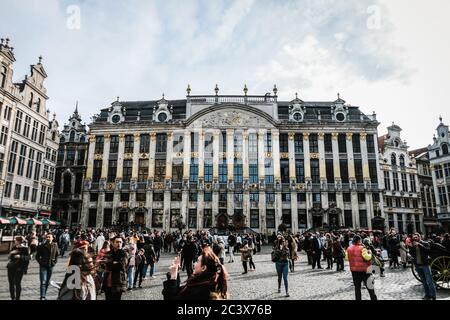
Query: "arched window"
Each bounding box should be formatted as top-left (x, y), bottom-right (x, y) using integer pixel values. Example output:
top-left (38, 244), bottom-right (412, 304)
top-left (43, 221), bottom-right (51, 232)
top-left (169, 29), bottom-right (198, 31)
top-left (391, 153), bottom-right (397, 166)
top-left (0, 66), bottom-right (6, 88)
top-left (80, 135), bottom-right (86, 143)
top-left (28, 92), bottom-right (34, 108)
top-left (36, 98), bottom-right (41, 113)
top-left (443, 144), bottom-right (449, 155)
top-left (63, 172), bottom-right (72, 194)
top-left (52, 131), bottom-right (56, 141)
top-left (69, 130), bottom-right (75, 142)
top-left (399, 155), bottom-right (405, 167)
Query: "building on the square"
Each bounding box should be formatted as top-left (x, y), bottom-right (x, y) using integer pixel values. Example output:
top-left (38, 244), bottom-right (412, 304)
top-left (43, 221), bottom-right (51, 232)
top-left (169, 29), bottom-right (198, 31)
top-left (428, 117), bottom-right (450, 233)
top-left (409, 147), bottom-right (439, 235)
top-left (0, 37), bottom-right (59, 219)
top-left (80, 86), bottom-right (383, 234)
top-left (378, 124), bottom-right (423, 234)
top-left (51, 104), bottom-right (88, 227)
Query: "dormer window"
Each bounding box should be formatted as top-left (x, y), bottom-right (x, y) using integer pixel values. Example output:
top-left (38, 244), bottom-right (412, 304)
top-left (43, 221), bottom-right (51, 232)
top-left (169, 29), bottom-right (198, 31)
top-left (391, 153), bottom-right (397, 166)
top-left (29, 92), bottom-right (34, 108)
top-left (111, 114), bottom-right (121, 124)
top-left (335, 112), bottom-right (346, 122)
top-left (399, 155), bottom-right (405, 167)
top-left (69, 130), bottom-right (75, 142)
top-left (0, 66), bottom-right (6, 88)
top-left (157, 112), bottom-right (168, 123)
top-left (36, 98), bottom-right (41, 113)
top-left (443, 144), bottom-right (449, 155)
top-left (293, 112), bottom-right (303, 122)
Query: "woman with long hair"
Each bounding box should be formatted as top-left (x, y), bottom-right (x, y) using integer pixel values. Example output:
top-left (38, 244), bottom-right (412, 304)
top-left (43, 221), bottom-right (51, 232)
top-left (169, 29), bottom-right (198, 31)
top-left (58, 249), bottom-right (97, 300)
top-left (272, 235), bottom-right (290, 297)
top-left (163, 247), bottom-right (228, 300)
top-left (7, 236), bottom-right (30, 300)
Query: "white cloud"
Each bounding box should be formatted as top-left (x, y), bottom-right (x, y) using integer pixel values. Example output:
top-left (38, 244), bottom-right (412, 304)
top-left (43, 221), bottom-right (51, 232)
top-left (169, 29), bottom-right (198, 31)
top-left (1, 0), bottom-right (449, 149)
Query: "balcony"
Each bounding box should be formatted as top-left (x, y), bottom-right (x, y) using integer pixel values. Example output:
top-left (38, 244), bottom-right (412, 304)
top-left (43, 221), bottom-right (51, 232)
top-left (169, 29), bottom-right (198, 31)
top-left (189, 95), bottom-right (276, 105)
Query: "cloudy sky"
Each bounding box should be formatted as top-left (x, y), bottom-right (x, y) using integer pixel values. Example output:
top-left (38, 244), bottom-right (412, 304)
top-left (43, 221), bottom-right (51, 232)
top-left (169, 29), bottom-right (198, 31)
top-left (1, 0), bottom-right (449, 149)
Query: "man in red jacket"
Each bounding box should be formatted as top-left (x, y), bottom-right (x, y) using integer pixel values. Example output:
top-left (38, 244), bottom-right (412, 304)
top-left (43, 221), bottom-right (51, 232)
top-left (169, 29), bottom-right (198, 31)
top-left (347, 235), bottom-right (377, 300)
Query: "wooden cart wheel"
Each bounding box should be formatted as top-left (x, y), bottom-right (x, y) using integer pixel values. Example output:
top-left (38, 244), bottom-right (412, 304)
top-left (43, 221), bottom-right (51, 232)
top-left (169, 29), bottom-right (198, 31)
top-left (411, 263), bottom-right (422, 282)
top-left (431, 256), bottom-right (450, 290)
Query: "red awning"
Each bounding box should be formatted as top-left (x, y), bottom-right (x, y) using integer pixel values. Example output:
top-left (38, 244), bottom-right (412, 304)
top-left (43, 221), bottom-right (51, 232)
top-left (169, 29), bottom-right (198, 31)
top-left (27, 218), bottom-right (43, 225)
top-left (10, 217), bottom-right (28, 225)
top-left (39, 212), bottom-right (52, 217)
top-left (0, 217), bottom-right (11, 224)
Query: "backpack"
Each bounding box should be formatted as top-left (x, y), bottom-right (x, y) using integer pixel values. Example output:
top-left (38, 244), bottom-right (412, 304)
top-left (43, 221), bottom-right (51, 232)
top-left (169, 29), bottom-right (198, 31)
top-left (213, 243), bottom-right (221, 255)
top-left (271, 249), bottom-right (282, 263)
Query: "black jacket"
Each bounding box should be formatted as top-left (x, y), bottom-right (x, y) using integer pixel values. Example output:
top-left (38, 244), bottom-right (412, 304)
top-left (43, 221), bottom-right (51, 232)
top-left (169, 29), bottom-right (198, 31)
top-left (7, 246), bottom-right (30, 272)
top-left (409, 241), bottom-right (431, 266)
top-left (181, 241), bottom-right (198, 260)
top-left (163, 273), bottom-right (218, 300)
top-left (103, 248), bottom-right (128, 293)
top-left (36, 242), bottom-right (59, 268)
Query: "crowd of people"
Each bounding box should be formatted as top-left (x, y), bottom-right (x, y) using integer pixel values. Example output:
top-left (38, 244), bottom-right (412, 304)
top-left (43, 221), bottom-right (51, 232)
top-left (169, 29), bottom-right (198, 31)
top-left (4, 224), bottom-right (450, 301)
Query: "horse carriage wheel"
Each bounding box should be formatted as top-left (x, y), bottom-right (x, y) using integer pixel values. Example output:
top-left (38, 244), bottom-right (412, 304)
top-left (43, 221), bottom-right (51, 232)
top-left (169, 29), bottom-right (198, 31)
top-left (430, 256), bottom-right (450, 290)
top-left (411, 263), bottom-right (422, 282)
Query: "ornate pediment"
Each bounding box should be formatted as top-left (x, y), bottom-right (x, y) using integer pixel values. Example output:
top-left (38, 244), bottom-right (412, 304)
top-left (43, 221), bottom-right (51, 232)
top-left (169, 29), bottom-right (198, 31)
top-left (189, 109), bottom-right (274, 129)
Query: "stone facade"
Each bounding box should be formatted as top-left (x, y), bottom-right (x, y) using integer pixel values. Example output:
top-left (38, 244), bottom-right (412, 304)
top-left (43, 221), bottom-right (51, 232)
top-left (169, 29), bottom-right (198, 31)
top-left (378, 124), bottom-right (423, 234)
top-left (80, 87), bottom-right (383, 235)
top-left (0, 38), bottom-right (59, 219)
top-left (51, 104), bottom-right (88, 227)
top-left (428, 117), bottom-right (450, 232)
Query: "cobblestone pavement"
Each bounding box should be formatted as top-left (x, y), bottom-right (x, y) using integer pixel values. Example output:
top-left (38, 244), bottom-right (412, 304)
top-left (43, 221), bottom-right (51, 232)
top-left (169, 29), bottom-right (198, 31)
top-left (1, 247), bottom-right (449, 300)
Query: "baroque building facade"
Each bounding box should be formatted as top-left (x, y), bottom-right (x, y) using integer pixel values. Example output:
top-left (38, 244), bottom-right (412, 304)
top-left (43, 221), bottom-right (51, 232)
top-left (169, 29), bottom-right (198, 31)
top-left (80, 86), bottom-right (383, 234)
top-left (409, 147), bottom-right (439, 235)
top-left (378, 124), bottom-right (423, 234)
top-left (51, 104), bottom-right (88, 227)
top-left (0, 38), bottom-right (59, 218)
top-left (428, 117), bottom-right (450, 232)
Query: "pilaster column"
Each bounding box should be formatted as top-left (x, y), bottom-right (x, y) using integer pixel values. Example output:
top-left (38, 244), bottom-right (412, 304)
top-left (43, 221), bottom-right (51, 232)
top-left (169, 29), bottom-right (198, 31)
top-left (318, 133), bottom-right (326, 181)
top-left (288, 133), bottom-right (296, 181)
top-left (242, 131), bottom-right (249, 180)
top-left (366, 192), bottom-right (373, 229)
top-left (226, 129), bottom-right (234, 181)
top-left (346, 133), bottom-right (355, 181)
top-left (101, 135), bottom-right (111, 179)
top-left (116, 134), bottom-right (126, 179)
top-left (165, 132), bottom-right (174, 180)
top-left (146, 190), bottom-right (153, 229)
top-left (303, 133), bottom-right (311, 180)
top-left (322, 193), bottom-right (329, 224)
top-left (332, 133), bottom-right (341, 180)
top-left (258, 130), bottom-right (266, 181)
top-left (198, 130), bottom-right (205, 180)
top-left (213, 131), bottom-right (220, 180)
top-left (163, 191), bottom-right (170, 231)
top-left (181, 190), bottom-right (189, 227)
top-left (291, 192), bottom-right (298, 233)
top-left (360, 133), bottom-right (370, 180)
top-left (351, 192), bottom-right (359, 228)
top-left (259, 192), bottom-right (266, 234)
top-left (183, 130), bottom-right (191, 181)
top-left (97, 193), bottom-right (105, 228)
top-left (148, 132), bottom-right (157, 180)
top-left (272, 130), bottom-right (281, 182)
top-left (198, 192), bottom-right (204, 230)
top-left (113, 192), bottom-right (120, 223)
top-left (85, 135), bottom-right (96, 179)
top-left (132, 133), bottom-right (141, 179)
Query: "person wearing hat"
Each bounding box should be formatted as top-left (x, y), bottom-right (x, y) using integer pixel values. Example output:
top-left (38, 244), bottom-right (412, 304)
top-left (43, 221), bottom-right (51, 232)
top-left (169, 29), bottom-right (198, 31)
top-left (347, 235), bottom-right (377, 300)
top-left (7, 236), bottom-right (30, 300)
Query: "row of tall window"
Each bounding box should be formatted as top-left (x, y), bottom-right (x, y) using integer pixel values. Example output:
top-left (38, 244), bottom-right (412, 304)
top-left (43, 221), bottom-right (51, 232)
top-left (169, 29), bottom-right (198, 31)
top-left (93, 132), bottom-right (377, 155)
top-left (3, 181), bottom-right (45, 204)
top-left (7, 140), bottom-right (44, 181)
top-left (13, 111), bottom-right (46, 144)
top-left (383, 171), bottom-right (417, 192)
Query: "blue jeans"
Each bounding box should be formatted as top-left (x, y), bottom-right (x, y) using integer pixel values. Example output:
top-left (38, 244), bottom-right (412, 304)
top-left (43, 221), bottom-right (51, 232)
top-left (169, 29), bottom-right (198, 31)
top-left (415, 265), bottom-right (437, 298)
top-left (39, 266), bottom-right (53, 299)
top-left (142, 262), bottom-right (155, 278)
top-left (127, 266), bottom-right (135, 289)
top-left (275, 262), bottom-right (289, 293)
